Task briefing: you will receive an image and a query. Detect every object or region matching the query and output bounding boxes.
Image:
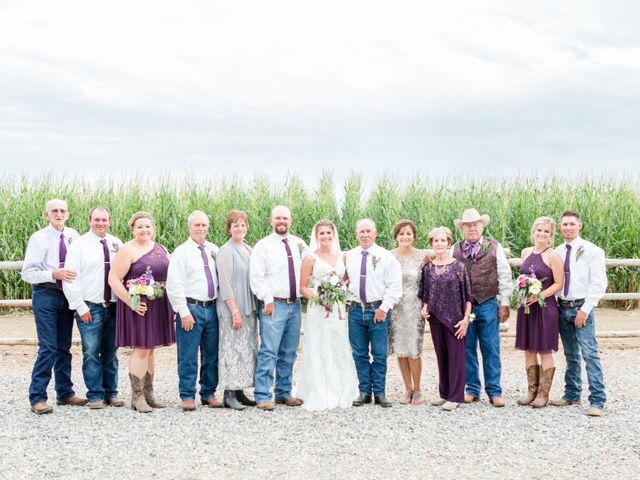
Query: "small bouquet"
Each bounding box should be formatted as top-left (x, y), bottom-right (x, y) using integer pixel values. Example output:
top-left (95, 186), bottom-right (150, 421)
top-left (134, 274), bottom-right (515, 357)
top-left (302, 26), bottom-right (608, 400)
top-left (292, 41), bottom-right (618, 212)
top-left (126, 266), bottom-right (165, 310)
top-left (309, 271), bottom-right (353, 319)
top-left (514, 273), bottom-right (546, 315)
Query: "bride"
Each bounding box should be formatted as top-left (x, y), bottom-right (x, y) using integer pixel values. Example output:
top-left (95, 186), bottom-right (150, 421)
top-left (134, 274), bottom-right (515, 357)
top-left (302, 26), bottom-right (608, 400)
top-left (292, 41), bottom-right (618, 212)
top-left (295, 220), bottom-right (358, 410)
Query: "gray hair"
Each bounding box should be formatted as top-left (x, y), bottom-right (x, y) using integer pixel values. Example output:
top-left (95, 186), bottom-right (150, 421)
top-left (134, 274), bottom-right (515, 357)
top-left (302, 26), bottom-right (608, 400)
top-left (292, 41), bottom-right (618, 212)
top-left (188, 210), bottom-right (209, 225)
top-left (356, 218), bottom-right (376, 231)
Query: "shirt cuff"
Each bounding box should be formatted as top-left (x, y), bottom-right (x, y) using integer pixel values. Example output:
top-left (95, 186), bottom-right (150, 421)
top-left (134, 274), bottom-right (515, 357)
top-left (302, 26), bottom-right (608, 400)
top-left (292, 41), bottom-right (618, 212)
top-left (75, 303), bottom-right (90, 316)
top-left (263, 295), bottom-right (274, 305)
top-left (500, 298), bottom-right (511, 307)
top-left (380, 303), bottom-right (391, 313)
top-left (580, 303), bottom-right (595, 315)
top-left (179, 306), bottom-right (192, 319)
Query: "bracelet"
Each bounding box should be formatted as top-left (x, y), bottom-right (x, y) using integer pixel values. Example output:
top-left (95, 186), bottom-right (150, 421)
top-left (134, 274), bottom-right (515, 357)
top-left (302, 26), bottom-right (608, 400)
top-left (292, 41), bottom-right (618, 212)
top-left (231, 309), bottom-right (240, 316)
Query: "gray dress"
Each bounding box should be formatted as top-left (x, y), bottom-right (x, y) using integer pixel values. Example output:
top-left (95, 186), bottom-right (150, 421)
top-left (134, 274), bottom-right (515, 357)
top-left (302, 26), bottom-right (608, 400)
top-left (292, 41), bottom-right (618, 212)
top-left (216, 239), bottom-right (259, 390)
top-left (389, 248), bottom-right (427, 358)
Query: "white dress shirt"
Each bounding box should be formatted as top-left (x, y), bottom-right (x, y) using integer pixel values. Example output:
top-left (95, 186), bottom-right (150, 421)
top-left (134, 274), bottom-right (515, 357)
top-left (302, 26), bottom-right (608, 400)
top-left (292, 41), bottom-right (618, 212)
top-left (448, 237), bottom-right (514, 306)
top-left (62, 231), bottom-right (123, 315)
top-left (166, 238), bottom-right (219, 319)
top-left (345, 244), bottom-right (403, 313)
top-left (555, 236), bottom-right (607, 315)
top-left (249, 232), bottom-right (308, 304)
top-left (21, 224), bottom-right (80, 285)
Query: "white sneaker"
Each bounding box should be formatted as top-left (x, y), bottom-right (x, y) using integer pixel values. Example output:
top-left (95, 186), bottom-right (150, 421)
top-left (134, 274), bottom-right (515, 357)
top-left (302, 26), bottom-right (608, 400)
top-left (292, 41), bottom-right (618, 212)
top-left (430, 398), bottom-right (446, 407)
top-left (442, 401), bottom-right (459, 411)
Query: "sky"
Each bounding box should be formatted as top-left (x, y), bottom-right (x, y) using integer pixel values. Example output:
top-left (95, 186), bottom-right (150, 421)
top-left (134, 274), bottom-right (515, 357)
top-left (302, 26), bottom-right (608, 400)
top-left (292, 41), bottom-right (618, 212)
top-left (1, 0), bottom-right (639, 189)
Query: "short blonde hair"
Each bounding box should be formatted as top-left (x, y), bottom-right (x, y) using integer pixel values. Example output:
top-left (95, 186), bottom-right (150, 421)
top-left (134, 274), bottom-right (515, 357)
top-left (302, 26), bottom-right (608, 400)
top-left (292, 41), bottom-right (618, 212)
top-left (427, 226), bottom-right (453, 247)
top-left (530, 216), bottom-right (556, 245)
top-left (128, 211), bottom-right (155, 231)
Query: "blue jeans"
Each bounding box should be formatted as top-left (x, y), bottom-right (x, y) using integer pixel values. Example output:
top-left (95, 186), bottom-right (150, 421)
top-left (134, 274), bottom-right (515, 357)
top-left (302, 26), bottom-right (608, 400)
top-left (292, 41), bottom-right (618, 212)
top-left (465, 297), bottom-right (502, 399)
top-left (176, 303), bottom-right (219, 401)
top-left (348, 304), bottom-right (390, 396)
top-left (254, 300), bottom-right (301, 403)
top-left (29, 286), bottom-right (76, 405)
top-left (76, 304), bottom-right (119, 402)
top-left (558, 307), bottom-right (606, 408)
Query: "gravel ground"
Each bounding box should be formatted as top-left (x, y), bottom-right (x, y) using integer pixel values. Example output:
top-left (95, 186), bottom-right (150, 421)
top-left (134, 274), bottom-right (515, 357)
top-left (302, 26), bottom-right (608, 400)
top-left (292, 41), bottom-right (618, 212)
top-left (1, 313), bottom-right (639, 480)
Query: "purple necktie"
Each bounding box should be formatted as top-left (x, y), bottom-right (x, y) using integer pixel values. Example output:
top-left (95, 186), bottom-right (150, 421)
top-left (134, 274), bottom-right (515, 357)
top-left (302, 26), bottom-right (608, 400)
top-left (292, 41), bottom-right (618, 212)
top-left (56, 233), bottom-right (67, 289)
top-left (563, 244), bottom-right (572, 297)
top-left (360, 250), bottom-right (369, 303)
top-left (100, 239), bottom-right (112, 302)
top-left (282, 238), bottom-right (297, 300)
top-left (198, 245), bottom-right (216, 299)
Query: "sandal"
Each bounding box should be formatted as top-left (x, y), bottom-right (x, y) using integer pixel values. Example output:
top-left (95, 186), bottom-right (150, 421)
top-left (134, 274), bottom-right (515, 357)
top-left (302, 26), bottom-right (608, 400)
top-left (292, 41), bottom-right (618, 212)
top-left (399, 391), bottom-right (413, 404)
top-left (411, 391), bottom-right (424, 405)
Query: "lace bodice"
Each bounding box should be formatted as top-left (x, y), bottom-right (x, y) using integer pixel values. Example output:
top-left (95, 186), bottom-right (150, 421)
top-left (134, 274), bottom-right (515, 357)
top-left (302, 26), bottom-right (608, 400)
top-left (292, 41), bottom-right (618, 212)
top-left (310, 252), bottom-right (345, 280)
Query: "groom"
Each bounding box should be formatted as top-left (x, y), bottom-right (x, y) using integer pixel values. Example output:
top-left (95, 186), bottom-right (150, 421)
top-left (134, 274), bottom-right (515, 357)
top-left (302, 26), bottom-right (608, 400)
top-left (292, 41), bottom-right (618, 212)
top-left (250, 205), bottom-right (308, 410)
top-left (345, 219), bottom-right (402, 407)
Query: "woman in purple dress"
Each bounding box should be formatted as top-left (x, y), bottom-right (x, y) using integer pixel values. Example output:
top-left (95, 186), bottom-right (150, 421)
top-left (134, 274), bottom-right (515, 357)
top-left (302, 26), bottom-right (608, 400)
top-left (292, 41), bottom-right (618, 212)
top-left (515, 216), bottom-right (564, 409)
top-left (418, 227), bottom-right (472, 411)
top-left (109, 212), bottom-right (175, 413)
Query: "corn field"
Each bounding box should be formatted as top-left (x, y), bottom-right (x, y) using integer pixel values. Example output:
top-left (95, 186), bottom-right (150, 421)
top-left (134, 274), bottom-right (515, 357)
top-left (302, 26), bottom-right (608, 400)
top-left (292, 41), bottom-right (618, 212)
top-left (1, 173), bottom-right (639, 305)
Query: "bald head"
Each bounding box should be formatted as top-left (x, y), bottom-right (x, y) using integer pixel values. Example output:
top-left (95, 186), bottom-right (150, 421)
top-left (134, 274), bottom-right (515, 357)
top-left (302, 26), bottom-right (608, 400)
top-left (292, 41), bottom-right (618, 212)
top-left (270, 205), bottom-right (292, 235)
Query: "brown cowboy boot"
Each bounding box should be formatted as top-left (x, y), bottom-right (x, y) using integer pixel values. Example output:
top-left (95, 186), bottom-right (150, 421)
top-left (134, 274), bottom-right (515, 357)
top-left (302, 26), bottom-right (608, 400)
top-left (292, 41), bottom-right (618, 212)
top-left (129, 373), bottom-right (152, 413)
top-left (517, 365), bottom-right (541, 406)
top-left (531, 367), bottom-right (556, 409)
top-left (143, 372), bottom-right (166, 408)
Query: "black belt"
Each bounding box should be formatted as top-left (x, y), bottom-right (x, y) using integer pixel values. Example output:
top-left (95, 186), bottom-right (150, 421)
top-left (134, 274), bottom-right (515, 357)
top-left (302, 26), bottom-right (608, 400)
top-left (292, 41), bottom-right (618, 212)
top-left (350, 300), bottom-right (383, 309)
top-left (558, 298), bottom-right (585, 309)
top-left (186, 297), bottom-right (216, 307)
top-left (86, 301), bottom-right (114, 308)
top-left (35, 282), bottom-right (58, 290)
top-left (273, 297), bottom-right (299, 304)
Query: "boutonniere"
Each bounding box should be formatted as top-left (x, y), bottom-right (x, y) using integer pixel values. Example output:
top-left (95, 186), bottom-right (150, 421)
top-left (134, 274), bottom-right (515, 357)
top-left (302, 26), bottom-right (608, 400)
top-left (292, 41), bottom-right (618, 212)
top-left (481, 241), bottom-right (490, 253)
top-left (297, 243), bottom-right (305, 257)
top-left (110, 242), bottom-right (120, 254)
top-left (575, 245), bottom-right (585, 261)
top-left (210, 250), bottom-right (217, 262)
top-left (371, 255), bottom-right (380, 270)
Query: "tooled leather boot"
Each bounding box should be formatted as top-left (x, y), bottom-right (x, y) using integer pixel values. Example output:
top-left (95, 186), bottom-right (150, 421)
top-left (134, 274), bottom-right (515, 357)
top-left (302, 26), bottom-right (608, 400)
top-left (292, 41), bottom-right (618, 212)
top-left (531, 367), bottom-right (556, 409)
top-left (129, 374), bottom-right (152, 413)
top-left (143, 372), bottom-right (166, 408)
top-left (517, 364), bottom-right (541, 406)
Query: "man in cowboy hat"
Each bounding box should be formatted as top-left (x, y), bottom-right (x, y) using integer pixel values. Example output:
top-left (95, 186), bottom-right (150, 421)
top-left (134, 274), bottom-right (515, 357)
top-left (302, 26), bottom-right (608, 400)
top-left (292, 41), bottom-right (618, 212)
top-left (452, 208), bottom-right (513, 407)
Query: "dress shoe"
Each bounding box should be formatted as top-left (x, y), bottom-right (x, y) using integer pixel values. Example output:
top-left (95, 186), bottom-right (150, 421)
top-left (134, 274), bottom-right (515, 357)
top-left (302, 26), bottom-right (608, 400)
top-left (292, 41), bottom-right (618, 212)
top-left (182, 399), bottom-right (196, 412)
top-left (224, 390), bottom-right (247, 411)
top-left (352, 393), bottom-right (372, 407)
top-left (374, 395), bottom-right (392, 408)
top-left (442, 401), bottom-right (459, 411)
top-left (105, 397), bottom-right (125, 407)
top-left (31, 402), bottom-right (53, 415)
top-left (275, 397), bottom-right (303, 407)
top-left (586, 407), bottom-right (603, 417)
top-left (89, 400), bottom-right (106, 410)
top-left (56, 396), bottom-right (88, 406)
top-left (490, 396), bottom-right (506, 408)
top-left (256, 401), bottom-right (275, 411)
top-left (549, 397), bottom-right (581, 407)
top-left (464, 394), bottom-right (479, 404)
top-left (430, 398), bottom-right (446, 407)
top-left (235, 390), bottom-right (257, 406)
top-left (202, 396), bottom-right (224, 408)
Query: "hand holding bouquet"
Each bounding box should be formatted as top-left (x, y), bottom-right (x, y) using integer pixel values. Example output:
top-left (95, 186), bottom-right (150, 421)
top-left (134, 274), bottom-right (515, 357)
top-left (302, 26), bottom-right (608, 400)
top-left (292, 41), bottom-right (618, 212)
top-left (309, 271), bottom-right (354, 319)
top-left (514, 273), bottom-right (546, 315)
top-left (126, 266), bottom-right (165, 311)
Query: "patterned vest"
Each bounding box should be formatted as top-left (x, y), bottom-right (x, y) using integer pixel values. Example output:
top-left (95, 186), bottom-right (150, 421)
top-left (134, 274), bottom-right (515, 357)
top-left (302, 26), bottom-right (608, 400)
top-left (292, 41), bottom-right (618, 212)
top-left (452, 238), bottom-right (499, 303)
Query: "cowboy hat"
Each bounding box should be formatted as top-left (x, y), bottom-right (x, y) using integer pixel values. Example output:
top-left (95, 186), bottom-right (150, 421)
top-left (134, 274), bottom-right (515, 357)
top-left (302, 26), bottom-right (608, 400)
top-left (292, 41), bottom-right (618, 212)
top-left (454, 208), bottom-right (490, 230)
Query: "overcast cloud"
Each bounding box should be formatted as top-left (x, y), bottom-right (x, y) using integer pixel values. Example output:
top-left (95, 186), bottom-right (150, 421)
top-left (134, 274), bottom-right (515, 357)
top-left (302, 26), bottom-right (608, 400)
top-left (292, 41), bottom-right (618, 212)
top-left (1, 0), bottom-right (639, 187)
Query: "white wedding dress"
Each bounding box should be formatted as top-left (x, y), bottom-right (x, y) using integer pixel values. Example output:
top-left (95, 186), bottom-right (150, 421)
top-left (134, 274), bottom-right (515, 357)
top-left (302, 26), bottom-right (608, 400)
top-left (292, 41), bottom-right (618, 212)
top-left (295, 253), bottom-right (359, 411)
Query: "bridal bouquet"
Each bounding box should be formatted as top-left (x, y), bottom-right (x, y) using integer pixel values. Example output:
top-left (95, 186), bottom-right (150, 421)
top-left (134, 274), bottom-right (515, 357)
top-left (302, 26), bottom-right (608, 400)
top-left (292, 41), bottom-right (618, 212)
top-left (309, 271), bottom-right (353, 319)
top-left (514, 273), bottom-right (546, 315)
top-left (126, 266), bottom-right (165, 310)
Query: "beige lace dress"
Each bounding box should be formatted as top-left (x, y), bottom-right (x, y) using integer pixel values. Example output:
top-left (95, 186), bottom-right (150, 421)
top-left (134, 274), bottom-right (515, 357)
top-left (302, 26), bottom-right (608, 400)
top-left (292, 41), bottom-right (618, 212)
top-left (388, 248), bottom-right (427, 358)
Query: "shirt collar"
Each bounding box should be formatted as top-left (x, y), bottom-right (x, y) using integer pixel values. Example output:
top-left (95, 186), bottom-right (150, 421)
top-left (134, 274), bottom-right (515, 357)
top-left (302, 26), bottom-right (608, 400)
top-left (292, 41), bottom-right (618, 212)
top-left (188, 237), bottom-right (207, 249)
top-left (88, 230), bottom-right (109, 242)
top-left (565, 236), bottom-right (583, 248)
